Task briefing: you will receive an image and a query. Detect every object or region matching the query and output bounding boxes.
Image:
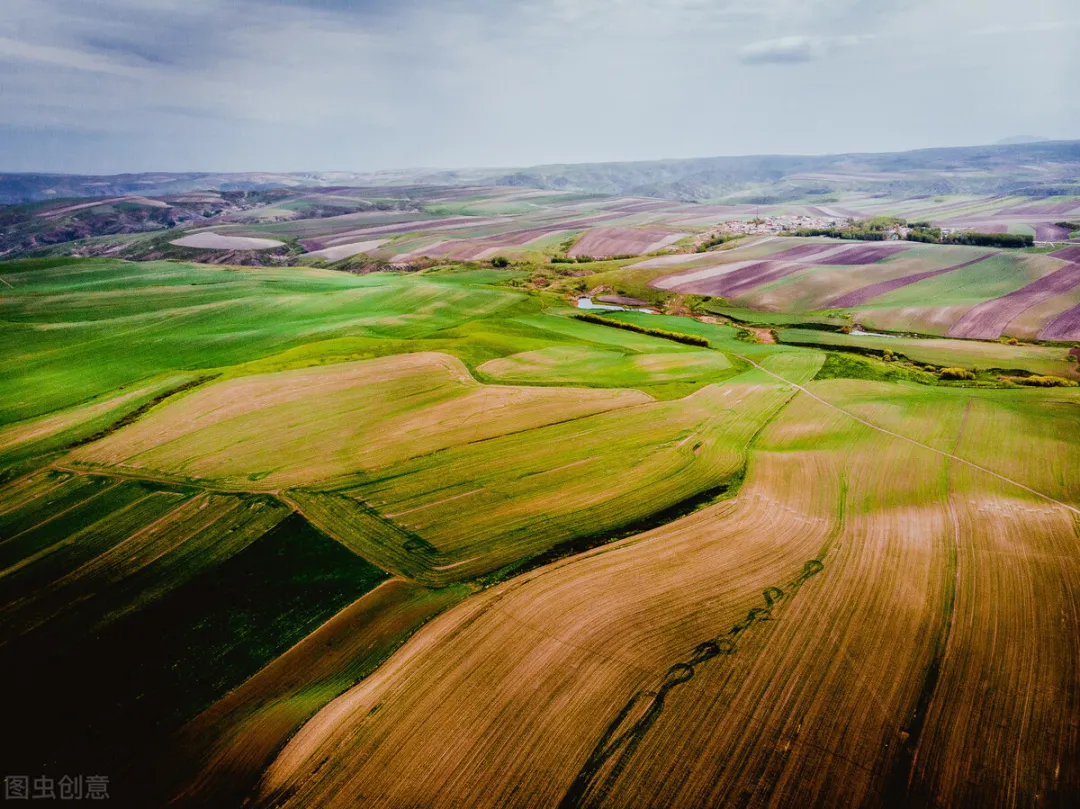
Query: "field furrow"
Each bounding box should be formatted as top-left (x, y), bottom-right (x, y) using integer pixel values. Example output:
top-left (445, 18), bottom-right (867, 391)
top-left (906, 467), bottom-right (1080, 807)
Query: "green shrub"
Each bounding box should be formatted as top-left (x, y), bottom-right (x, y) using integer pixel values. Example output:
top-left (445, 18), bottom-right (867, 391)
top-left (572, 314), bottom-right (709, 347)
top-left (491, 256), bottom-right (510, 268)
top-left (1009, 375), bottom-right (1079, 387)
top-left (814, 353), bottom-right (935, 385)
top-left (696, 234), bottom-right (730, 252)
top-left (939, 367), bottom-right (975, 380)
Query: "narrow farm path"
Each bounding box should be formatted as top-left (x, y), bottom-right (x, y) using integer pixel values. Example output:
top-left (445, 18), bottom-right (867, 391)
top-left (49, 461), bottom-right (254, 495)
top-left (734, 354), bottom-right (1080, 517)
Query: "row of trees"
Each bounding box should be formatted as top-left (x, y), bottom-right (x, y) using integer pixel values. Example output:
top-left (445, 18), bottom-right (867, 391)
top-left (906, 226), bottom-right (1034, 247)
top-left (789, 214), bottom-right (1035, 248)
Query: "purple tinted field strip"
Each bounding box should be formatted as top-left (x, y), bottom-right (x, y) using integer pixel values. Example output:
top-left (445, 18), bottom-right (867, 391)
top-left (299, 216), bottom-right (500, 250)
top-left (765, 243), bottom-right (843, 262)
top-left (1039, 302), bottom-right (1080, 341)
top-left (825, 244), bottom-right (909, 265)
top-left (682, 261), bottom-right (806, 298)
top-left (1034, 224), bottom-right (1074, 241)
top-left (947, 263), bottom-right (1080, 339)
top-left (825, 253), bottom-right (999, 308)
top-left (568, 228), bottom-right (682, 258)
top-left (1002, 201), bottom-right (1080, 216)
top-left (1051, 246), bottom-right (1080, 262)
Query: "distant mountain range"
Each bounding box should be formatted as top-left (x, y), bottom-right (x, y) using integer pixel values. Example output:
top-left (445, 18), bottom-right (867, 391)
top-left (2, 140), bottom-right (1079, 205)
top-left (995, 135), bottom-right (1051, 145)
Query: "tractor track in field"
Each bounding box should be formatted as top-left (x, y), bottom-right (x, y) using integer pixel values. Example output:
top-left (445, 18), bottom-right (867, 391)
top-left (735, 354), bottom-right (1080, 517)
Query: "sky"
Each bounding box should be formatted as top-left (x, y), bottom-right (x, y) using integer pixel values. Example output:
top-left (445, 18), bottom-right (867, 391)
top-left (0, 0), bottom-right (1077, 174)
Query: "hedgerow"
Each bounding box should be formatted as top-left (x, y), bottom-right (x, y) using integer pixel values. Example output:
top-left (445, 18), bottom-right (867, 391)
top-left (573, 314), bottom-right (710, 347)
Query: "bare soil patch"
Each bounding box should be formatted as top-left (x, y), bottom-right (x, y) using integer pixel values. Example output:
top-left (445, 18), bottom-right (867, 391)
top-left (1051, 246), bottom-right (1080, 262)
top-left (597, 295), bottom-right (649, 306)
top-left (170, 232), bottom-right (285, 251)
top-left (303, 239), bottom-right (387, 261)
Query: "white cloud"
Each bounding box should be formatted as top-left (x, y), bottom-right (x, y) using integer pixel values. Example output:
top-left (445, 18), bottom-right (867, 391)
top-left (738, 36), bottom-right (824, 64)
top-left (738, 33), bottom-right (875, 65)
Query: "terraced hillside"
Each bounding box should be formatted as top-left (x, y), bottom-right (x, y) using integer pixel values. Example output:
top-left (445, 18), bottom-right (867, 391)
top-left (3, 256), bottom-right (1079, 808)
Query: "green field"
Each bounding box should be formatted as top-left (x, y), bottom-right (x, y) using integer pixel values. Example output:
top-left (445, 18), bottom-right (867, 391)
top-left (778, 328), bottom-right (1077, 378)
top-left (478, 345), bottom-right (735, 389)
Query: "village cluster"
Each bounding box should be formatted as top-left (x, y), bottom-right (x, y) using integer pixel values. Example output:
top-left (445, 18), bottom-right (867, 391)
top-left (716, 214), bottom-right (849, 236)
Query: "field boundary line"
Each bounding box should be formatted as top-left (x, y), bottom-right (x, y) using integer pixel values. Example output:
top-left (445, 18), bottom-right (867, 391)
top-left (386, 489), bottom-right (483, 519)
top-left (50, 462), bottom-right (258, 495)
top-left (277, 492), bottom-right (398, 578)
top-left (734, 354), bottom-right (1080, 517)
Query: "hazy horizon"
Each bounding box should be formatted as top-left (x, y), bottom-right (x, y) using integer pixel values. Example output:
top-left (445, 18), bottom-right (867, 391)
top-left (3, 135), bottom-right (1079, 179)
top-left (1, 0), bottom-right (1078, 175)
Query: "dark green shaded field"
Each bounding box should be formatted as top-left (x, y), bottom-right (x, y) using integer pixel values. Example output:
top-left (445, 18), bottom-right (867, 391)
top-left (0, 511), bottom-right (388, 779)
